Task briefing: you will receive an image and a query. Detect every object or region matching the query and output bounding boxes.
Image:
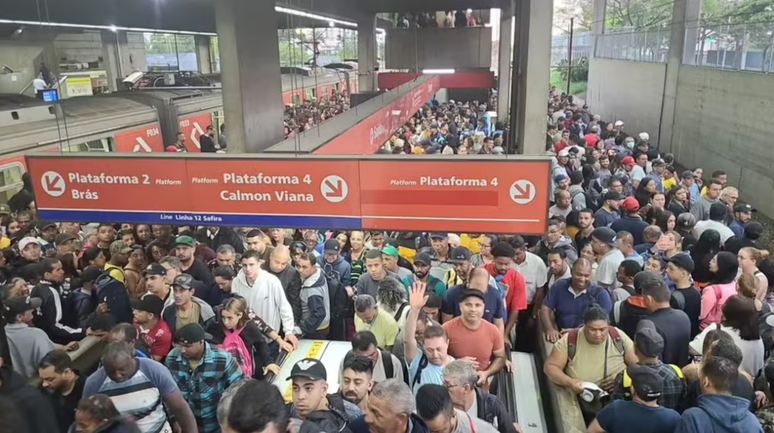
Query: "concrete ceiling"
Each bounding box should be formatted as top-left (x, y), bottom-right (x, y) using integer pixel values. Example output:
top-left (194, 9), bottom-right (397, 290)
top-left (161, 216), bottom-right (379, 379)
top-left (0, 0), bottom-right (507, 33)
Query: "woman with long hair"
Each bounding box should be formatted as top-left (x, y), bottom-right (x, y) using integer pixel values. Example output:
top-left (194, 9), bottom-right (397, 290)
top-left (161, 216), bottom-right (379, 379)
top-left (691, 295), bottom-right (764, 377)
top-left (667, 186), bottom-right (690, 216)
top-left (653, 209), bottom-right (675, 234)
top-left (736, 273), bottom-right (773, 355)
top-left (124, 245), bottom-right (146, 298)
top-left (79, 245), bottom-right (106, 270)
top-left (69, 394), bottom-right (140, 433)
top-left (689, 229), bottom-right (721, 286)
top-left (208, 297), bottom-right (285, 379)
top-left (342, 230), bottom-right (367, 286)
top-left (376, 277), bottom-right (410, 330)
top-left (699, 251), bottom-right (740, 330)
top-left (634, 178), bottom-right (657, 208)
top-left (737, 247), bottom-right (771, 302)
top-left (145, 240), bottom-right (169, 264)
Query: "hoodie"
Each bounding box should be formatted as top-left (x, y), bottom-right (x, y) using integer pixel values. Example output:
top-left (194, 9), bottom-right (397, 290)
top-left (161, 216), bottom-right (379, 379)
top-left (675, 394), bottom-right (763, 433)
top-left (535, 235), bottom-right (578, 267)
top-left (568, 184), bottom-right (587, 211)
top-left (317, 254), bottom-right (352, 287)
top-left (0, 366), bottom-right (60, 433)
top-left (300, 267), bottom-right (330, 336)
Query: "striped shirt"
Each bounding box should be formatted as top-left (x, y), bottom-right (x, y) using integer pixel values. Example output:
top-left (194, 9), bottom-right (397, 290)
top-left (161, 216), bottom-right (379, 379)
top-left (165, 343), bottom-right (244, 433)
top-left (83, 358), bottom-right (177, 433)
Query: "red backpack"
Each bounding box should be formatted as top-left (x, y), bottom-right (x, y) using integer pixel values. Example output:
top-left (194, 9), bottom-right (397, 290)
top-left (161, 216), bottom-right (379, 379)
top-left (222, 327), bottom-right (253, 377)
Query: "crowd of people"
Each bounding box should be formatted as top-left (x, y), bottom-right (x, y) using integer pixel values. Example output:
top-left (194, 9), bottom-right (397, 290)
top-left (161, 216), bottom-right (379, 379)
top-left (0, 88), bottom-right (772, 433)
top-left (392, 11), bottom-right (485, 29)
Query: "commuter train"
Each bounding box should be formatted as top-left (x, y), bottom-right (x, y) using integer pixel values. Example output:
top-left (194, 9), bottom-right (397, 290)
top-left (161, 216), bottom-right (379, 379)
top-left (0, 67), bottom-right (357, 204)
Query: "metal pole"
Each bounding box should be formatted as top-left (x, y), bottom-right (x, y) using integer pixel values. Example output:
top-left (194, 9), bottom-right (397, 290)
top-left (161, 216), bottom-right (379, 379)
top-left (567, 18), bottom-right (574, 95)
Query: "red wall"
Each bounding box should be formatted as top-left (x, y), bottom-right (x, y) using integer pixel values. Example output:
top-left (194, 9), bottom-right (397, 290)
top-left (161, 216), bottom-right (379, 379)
top-left (378, 71), bottom-right (495, 90)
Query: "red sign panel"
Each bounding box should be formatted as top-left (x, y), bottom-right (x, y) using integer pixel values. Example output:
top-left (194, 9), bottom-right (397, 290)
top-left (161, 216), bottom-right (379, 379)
top-left (114, 124), bottom-right (164, 153)
top-left (314, 76), bottom-right (441, 155)
top-left (359, 159), bottom-right (550, 233)
top-left (26, 155), bottom-right (549, 234)
top-left (177, 113), bottom-right (211, 152)
top-left (378, 71), bottom-right (496, 90)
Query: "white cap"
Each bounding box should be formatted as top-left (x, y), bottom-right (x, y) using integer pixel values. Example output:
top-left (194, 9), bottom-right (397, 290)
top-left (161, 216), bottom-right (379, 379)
top-left (639, 132), bottom-right (650, 141)
top-left (558, 148), bottom-right (570, 157)
top-left (614, 120), bottom-right (624, 127)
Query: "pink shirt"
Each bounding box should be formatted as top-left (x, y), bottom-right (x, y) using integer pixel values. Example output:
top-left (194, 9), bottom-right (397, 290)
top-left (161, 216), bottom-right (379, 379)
top-left (699, 282), bottom-right (737, 330)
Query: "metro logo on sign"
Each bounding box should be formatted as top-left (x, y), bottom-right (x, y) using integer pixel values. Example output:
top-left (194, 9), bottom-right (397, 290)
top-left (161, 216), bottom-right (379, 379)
top-left (178, 113), bottom-right (210, 152)
top-left (26, 155), bottom-right (549, 234)
top-left (114, 124), bottom-right (164, 153)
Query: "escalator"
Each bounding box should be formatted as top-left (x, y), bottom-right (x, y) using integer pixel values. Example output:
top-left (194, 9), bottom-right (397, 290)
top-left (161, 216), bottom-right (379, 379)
top-left (495, 352), bottom-right (549, 433)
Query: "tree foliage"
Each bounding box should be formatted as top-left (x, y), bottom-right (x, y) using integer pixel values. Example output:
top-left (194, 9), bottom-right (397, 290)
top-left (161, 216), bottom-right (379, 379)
top-left (145, 33), bottom-right (195, 54)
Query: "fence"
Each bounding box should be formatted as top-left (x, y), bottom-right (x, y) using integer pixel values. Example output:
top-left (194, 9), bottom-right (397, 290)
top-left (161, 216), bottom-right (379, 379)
top-left (595, 28), bottom-right (671, 63)
top-left (551, 31), bottom-right (593, 65)
top-left (686, 22), bottom-right (774, 72)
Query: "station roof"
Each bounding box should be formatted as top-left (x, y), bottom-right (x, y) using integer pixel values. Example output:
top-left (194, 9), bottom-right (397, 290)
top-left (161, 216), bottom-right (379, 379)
top-left (0, 0), bottom-right (507, 34)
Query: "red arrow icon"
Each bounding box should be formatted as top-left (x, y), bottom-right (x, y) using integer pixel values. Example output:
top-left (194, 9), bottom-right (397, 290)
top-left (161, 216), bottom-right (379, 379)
top-left (324, 179), bottom-right (344, 198)
top-left (45, 173), bottom-right (63, 193)
top-left (513, 182), bottom-right (531, 199)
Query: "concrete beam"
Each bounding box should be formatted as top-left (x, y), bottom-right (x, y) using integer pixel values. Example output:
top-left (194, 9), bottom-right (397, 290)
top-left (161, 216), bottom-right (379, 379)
top-left (497, 8), bottom-right (514, 120)
top-left (216, 0), bottom-right (284, 153)
top-left (358, 15), bottom-right (378, 93)
top-left (591, 0), bottom-right (607, 57)
top-left (195, 35), bottom-right (212, 74)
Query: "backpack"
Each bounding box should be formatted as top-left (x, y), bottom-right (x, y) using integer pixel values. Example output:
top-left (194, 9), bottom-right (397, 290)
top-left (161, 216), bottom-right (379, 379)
top-left (222, 326), bottom-right (253, 378)
top-left (297, 393), bottom-right (352, 433)
top-left (567, 326), bottom-right (624, 362)
top-left (394, 302), bottom-right (409, 323)
top-left (411, 354), bottom-right (429, 389)
top-left (570, 188), bottom-right (599, 212)
top-left (94, 270), bottom-right (132, 324)
top-left (703, 284), bottom-right (725, 318)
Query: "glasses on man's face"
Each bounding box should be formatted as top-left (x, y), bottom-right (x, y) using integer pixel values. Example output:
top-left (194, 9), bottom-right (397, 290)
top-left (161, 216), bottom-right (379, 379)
top-left (478, 243), bottom-right (491, 249)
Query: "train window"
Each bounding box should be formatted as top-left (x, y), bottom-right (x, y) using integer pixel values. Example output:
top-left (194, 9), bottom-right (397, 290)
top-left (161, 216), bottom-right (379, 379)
top-left (60, 138), bottom-right (112, 153)
top-left (0, 162), bottom-right (25, 204)
top-left (292, 94), bottom-right (301, 105)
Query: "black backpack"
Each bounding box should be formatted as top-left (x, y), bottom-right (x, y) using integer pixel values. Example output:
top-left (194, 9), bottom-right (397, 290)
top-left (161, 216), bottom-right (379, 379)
top-left (94, 270), bottom-right (132, 324)
top-left (571, 188), bottom-right (599, 212)
top-left (296, 393), bottom-right (353, 433)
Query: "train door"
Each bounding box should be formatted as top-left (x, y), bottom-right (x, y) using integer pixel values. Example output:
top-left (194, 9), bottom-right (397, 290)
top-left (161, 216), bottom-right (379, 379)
top-left (0, 158), bottom-right (26, 205)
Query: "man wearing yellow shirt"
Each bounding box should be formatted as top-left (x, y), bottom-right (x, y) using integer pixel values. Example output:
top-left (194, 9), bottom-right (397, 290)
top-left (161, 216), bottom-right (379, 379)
top-left (353, 294), bottom-right (399, 350)
top-left (103, 240), bottom-right (132, 285)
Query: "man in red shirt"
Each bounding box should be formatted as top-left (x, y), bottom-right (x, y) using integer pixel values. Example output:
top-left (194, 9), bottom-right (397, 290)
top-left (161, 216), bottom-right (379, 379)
top-left (131, 294), bottom-right (172, 361)
top-left (584, 125), bottom-right (600, 148)
top-left (482, 242), bottom-right (526, 348)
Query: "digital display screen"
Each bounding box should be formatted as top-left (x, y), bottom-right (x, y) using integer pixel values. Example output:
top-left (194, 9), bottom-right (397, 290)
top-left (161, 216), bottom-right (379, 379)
top-left (41, 89), bottom-right (59, 102)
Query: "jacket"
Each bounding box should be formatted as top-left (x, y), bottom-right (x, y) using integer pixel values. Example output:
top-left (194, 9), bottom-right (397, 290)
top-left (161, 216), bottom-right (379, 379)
top-left (675, 394), bottom-right (763, 433)
top-left (196, 227), bottom-right (245, 254)
top-left (408, 413), bottom-right (430, 433)
top-left (535, 235), bottom-right (578, 267)
top-left (162, 296), bottom-right (216, 333)
top-left (568, 184), bottom-right (587, 211)
top-left (70, 288), bottom-right (96, 329)
top-left (0, 366), bottom-right (60, 433)
top-left (474, 387), bottom-right (518, 433)
top-left (68, 418), bottom-right (142, 433)
top-left (318, 255), bottom-right (352, 287)
top-left (262, 263), bottom-right (303, 324)
top-left (31, 280), bottom-right (83, 344)
top-left (300, 268), bottom-right (330, 336)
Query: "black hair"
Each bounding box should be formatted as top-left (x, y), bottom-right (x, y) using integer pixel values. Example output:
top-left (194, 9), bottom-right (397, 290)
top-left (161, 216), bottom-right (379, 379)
top-left (722, 295), bottom-right (760, 341)
top-left (701, 356), bottom-right (739, 394)
top-left (491, 242), bottom-right (515, 259)
top-left (342, 355), bottom-right (374, 377)
top-left (507, 236), bottom-right (526, 250)
top-left (713, 251), bottom-right (740, 285)
top-left (415, 384), bottom-right (454, 421)
top-left (295, 252), bottom-right (316, 266)
top-left (40, 257), bottom-right (60, 276)
top-left (82, 245), bottom-right (103, 263)
top-left (213, 266), bottom-right (235, 280)
top-left (619, 260), bottom-right (641, 278)
top-left (89, 313), bottom-right (117, 333)
top-left (425, 292), bottom-right (442, 309)
top-left (38, 349), bottom-right (72, 372)
top-left (246, 229), bottom-right (263, 239)
top-left (365, 249), bottom-right (383, 261)
top-left (583, 305), bottom-right (609, 324)
top-left (228, 380), bottom-right (289, 433)
top-left (351, 331), bottom-right (378, 352)
top-left (711, 170), bottom-right (726, 178)
top-left (109, 323), bottom-right (137, 343)
top-left (423, 325), bottom-right (446, 340)
top-left (241, 250), bottom-right (262, 262)
top-left (76, 395), bottom-right (121, 425)
top-left (641, 278), bottom-right (671, 303)
top-left (653, 209), bottom-right (674, 234)
top-left (547, 247), bottom-right (567, 259)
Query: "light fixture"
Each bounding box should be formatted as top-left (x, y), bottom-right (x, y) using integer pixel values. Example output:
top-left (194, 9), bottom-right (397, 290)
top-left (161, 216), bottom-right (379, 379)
top-left (329, 22), bottom-right (334, 27)
top-left (467, 8), bottom-right (473, 13)
top-left (0, 18), bottom-right (217, 36)
top-left (12, 27), bottom-right (23, 36)
top-left (109, 25), bottom-right (117, 32)
top-left (422, 69), bottom-right (456, 74)
top-left (275, 6), bottom-right (356, 27)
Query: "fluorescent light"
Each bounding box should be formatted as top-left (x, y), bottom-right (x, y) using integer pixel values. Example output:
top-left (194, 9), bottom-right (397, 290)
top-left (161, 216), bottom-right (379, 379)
top-left (423, 69), bottom-right (456, 74)
top-left (109, 25), bottom-right (117, 32)
top-left (275, 6), bottom-right (356, 27)
top-left (0, 19), bottom-right (217, 35)
top-left (329, 22), bottom-right (335, 27)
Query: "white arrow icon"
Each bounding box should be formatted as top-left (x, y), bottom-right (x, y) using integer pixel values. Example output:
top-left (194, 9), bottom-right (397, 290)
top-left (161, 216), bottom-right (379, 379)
top-left (41, 171), bottom-right (65, 197)
top-left (190, 122), bottom-right (205, 149)
top-left (320, 175), bottom-right (348, 203)
top-left (510, 180), bottom-right (536, 204)
top-left (132, 137), bottom-right (153, 153)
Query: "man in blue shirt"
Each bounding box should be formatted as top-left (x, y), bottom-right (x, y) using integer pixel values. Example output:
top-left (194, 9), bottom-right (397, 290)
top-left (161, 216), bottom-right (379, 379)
top-left (729, 203), bottom-right (756, 238)
top-left (539, 258), bottom-right (612, 343)
top-left (442, 267), bottom-right (504, 328)
top-left (594, 191), bottom-right (624, 228)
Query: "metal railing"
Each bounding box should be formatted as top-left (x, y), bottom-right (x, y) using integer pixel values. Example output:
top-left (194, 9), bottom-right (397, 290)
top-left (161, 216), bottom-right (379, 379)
top-left (685, 21), bottom-right (774, 72)
top-left (595, 28), bottom-right (671, 63)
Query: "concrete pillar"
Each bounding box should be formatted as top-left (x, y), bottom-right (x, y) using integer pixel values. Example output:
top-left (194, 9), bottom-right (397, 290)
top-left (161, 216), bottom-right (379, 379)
top-left (682, 0), bottom-right (701, 64)
top-left (497, 5), bottom-right (514, 121)
top-left (101, 31), bottom-right (121, 92)
top-left (195, 35), bottom-right (212, 74)
top-left (591, 0), bottom-right (607, 57)
top-left (657, 0), bottom-right (696, 153)
top-left (512, 0), bottom-right (553, 155)
top-left (215, 0), bottom-right (284, 153)
top-left (357, 15), bottom-right (377, 93)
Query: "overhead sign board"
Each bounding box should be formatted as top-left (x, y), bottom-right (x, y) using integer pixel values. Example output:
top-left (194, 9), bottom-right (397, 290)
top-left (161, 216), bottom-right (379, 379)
top-left (27, 155), bottom-right (549, 234)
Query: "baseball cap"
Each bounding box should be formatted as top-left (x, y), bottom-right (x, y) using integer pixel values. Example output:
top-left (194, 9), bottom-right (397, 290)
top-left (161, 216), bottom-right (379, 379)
top-left (36, 220), bottom-right (56, 231)
top-left (591, 227), bottom-right (617, 247)
top-left (681, 170), bottom-right (694, 179)
top-left (55, 233), bottom-right (77, 246)
top-left (603, 191), bottom-right (625, 201)
top-left (733, 203), bottom-right (757, 213)
top-left (81, 266), bottom-right (103, 284)
top-left (172, 274), bottom-right (194, 290)
top-left (18, 237), bottom-right (38, 251)
top-left (627, 363), bottom-right (663, 400)
top-left (709, 202), bottom-right (727, 220)
top-left (144, 263), bottom-right (167, 277)
top-left (614, 120), bottom-right (624, 127)
top-left (744, 222), bottom-right (764, 240)
top-left (634, 320), bottom-right (664, 357)
top-left (620, 196), bottom-right (640, 212)
top-left (413, 252), bottom-right (432, 266)
top-left (0, 204), bottom-right (10, 215)
top-left (3, 296), bottom-right (42, 317)
top-left (638, 132), bottom-right (650, 141)
top-left (665, 253), bottom-right (695, 273)
top-left (381, 244), bottom-right (399, 257)
top-left (131, 294), bottom-right (164, 317)
top-left (176, 323), bottom-right (207, 345)
top-left (429, 232), bottom-right (448, 240)
top-left (287, 358), bottom-right (328, 381)
top-left (557, 149), bottom-right (570, 157)
top-left (621, 156), bottom-right (635, 166)
top-left (554, 173), bottom-right (568, 183)
top-left (323, 238), bottom-right (341, 254)
top-left (651, 158), bottom-right (666, 167)
top-left (448, 246), bottom-right (472, 263)
top-left (460, 289), bottom-right (485, 303)
top-left (174, 235), bottom-right (195, 248)
top-left (110, 240), bottom-right (133, 255)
